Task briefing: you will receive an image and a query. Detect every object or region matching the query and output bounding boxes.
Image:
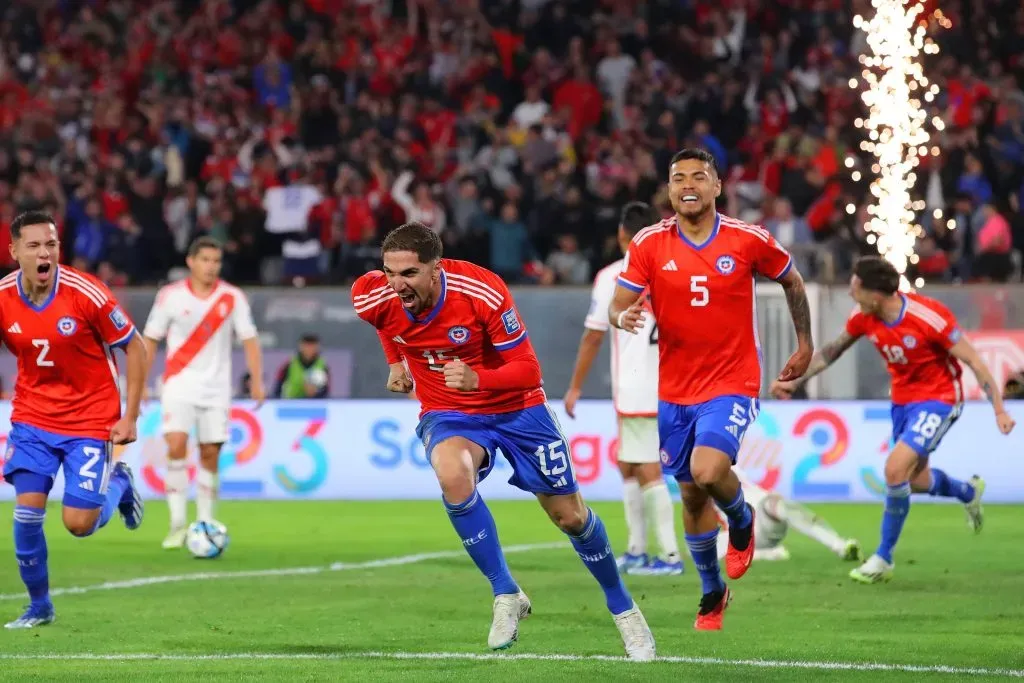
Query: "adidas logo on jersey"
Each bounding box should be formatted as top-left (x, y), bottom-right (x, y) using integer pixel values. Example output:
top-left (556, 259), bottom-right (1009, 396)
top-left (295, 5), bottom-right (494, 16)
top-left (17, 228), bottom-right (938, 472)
top-left (662, 260), bottom-right (678, 271)
top-left (725, 424), bottom-right (739, 438)
top-left (392, 335), bottom-right (406, 344)
top-left (7, 322), bottom-right (21, 334)
top-left (79, 479), bottom-right (95, 492)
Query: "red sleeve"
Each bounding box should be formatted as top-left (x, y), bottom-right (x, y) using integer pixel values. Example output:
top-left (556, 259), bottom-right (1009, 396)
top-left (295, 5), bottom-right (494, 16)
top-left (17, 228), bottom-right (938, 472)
top-left (922, 299), bottom-right (964, 350)
top-left (480, 272), bottom-right (530, 353)
top-left (75, 276), bottom-right (137, 348)
top-left (617, 237), bottom-right (653, 294)
top-left (477, 338), bottom-right (542, 391)
top-left (845, 307), bottom-right (866, 338)
top-left (351, 271), bottom-right (393, 327)
top-left (749, 226), bottom-right (794, 281)
top-left (377, 330), bottom-right (402, 364)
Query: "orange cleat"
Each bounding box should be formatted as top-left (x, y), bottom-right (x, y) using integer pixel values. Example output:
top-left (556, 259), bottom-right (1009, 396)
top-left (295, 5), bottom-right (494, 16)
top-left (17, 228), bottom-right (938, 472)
top-left (725, 503), bottom-right (756, 580)
top-left (694, 587), bottom-right (732, 631)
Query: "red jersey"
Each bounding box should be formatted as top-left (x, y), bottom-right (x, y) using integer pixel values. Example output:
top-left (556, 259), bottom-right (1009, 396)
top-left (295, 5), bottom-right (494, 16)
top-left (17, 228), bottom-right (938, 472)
top-left (845, 293), bottom-right (964, 405)
top-left (617, 214), bottom-right (793, 405)
top-left (352, 260), bottom-right (546, 417)
top-left (0, 266), bottom-right (137, 439)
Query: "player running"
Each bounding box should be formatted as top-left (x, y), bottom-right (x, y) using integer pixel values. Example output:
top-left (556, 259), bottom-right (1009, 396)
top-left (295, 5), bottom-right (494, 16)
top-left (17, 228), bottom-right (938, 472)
top-left (0, 211), bottom-right (146, 628)
top-left (716, 469), bottom-right (860, 563)
top-left (143, 236), bottom-right (265, 549)
top-left (771, 256), bottom-right (1015, 583)
top-left (564, 201), bottom-right (683, 576)
top-left (608, 148), bottom-right (814, 630)
top-left (352, 222), bottom-right (656, 660)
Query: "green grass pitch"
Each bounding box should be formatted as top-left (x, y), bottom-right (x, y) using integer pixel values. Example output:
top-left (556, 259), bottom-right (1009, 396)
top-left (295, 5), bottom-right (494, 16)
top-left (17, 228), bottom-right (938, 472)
top-left (0, 500), bottom-right (1022, 681)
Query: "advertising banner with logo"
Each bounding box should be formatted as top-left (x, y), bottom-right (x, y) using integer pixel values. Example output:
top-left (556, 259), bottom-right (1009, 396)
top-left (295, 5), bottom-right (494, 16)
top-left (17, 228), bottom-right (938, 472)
top-left (0, 400), bottom-right (1020, 502)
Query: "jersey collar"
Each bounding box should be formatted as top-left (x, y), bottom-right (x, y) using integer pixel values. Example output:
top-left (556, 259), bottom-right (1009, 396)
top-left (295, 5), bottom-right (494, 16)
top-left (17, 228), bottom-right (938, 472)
top-left (883, 294), bottom-right (908, 328)
top-left (17, 265), bottom-right (60, 312)
top-left (675, 212), bottom-right (721, 250)
top-left (404, 270), bottom-right (447, 325)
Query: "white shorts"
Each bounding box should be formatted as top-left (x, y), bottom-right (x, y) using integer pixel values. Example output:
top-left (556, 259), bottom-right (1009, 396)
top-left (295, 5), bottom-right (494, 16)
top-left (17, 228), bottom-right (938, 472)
top-left (618, 417), bottom-right (660, 464)
top-left (161, 401), bottom-right (230, 444)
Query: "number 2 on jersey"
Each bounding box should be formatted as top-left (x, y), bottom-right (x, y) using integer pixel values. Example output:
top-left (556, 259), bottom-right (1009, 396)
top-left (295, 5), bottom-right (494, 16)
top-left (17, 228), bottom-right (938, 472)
top-left (32, 339), bottom-right (54, 367)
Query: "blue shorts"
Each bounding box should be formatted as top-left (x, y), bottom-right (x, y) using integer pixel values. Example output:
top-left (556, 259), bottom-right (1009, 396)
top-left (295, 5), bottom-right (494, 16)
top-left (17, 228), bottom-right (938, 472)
top-left (2, 423), bottom-right (113, 508)
top-left (416, 403), bottom-right (578, 496)
top-left (892, 401), bottom-right (961, 457)
top-left (658, 396), bottom-right (759, 482)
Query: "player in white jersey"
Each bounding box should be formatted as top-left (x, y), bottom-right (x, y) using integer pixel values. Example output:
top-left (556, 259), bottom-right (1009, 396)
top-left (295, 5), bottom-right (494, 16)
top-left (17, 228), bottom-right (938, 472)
top-left (142, 237), bottom-right (265, 549)
top-left (715, 468), bottom-right (861, 562)
top-left (565, 202), bottom-right (683, 576)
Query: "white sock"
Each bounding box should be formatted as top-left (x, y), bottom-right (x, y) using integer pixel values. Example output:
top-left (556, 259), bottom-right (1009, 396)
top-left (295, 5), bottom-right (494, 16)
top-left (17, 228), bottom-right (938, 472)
top-left (622, 478), bottom-right (647, 556)
top-left (642, 481), bottom-right (680, 561)
top-left (166, 459), bottom-right (188, 531)
top-left (195, 468), bottom-right (219, 523)
top-left (775, 498), bottom-right (846, 554)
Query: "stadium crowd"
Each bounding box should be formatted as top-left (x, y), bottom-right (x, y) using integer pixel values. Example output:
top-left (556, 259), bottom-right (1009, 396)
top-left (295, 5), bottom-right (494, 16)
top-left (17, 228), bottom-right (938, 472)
top-left (0, 0), bottom-right (1022, 287)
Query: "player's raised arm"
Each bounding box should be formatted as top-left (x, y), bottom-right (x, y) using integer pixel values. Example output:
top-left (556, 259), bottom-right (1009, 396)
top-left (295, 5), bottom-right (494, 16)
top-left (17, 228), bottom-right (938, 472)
top-left (948, 336), bottom-right (1016, 435)
top-left (608, 240), bottom-right (651, 334)
top-left (460, 280), bottom-right (541, 392)
top-left (771, 329), bottom-right (860, 399)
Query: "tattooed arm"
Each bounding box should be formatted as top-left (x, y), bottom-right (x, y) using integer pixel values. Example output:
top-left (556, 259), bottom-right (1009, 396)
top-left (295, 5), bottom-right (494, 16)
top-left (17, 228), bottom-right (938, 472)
top-left (775, 267), bottom-right (814, 380)
top-left (792, 330), bottom-right (860, 389)
top-left (948, 338), bottom-right (1014, 424)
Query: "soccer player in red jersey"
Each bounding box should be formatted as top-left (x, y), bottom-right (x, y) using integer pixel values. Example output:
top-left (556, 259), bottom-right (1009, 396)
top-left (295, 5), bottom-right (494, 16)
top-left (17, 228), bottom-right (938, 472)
top-left (0, 211), bottom-right (147, 629)
top-left (772, 256), bottom-right (1015, 583)
top-left (608, 149), bottom-right (814, 630)
top-left (351, 222), bottom-right (656, 659)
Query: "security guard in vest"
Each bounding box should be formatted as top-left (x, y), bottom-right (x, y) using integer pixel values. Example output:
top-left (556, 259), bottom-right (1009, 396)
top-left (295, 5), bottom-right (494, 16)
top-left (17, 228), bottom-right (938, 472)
top-left (273, 333), bottom-right (330, 399)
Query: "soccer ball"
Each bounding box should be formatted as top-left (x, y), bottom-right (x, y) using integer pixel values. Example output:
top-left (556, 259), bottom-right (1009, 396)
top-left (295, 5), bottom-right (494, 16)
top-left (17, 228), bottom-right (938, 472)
top-left (186, 520), bottom-right (230, 559)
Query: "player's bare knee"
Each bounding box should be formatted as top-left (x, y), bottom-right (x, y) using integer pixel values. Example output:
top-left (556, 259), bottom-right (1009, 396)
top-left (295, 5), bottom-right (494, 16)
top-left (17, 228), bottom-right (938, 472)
top-left (679, 482), bottom-right (709, 516)
top-left (542, 495), bottom-right (588, 534)
top-left (433, 455), bottom-right (476, 503)
top-left (689, 448), bottom-right (732, 489)
top-left (165, 434), bottom-right (189, 460)
top-left (635, 463), bottom-right (663, 487)
top-left (62, 510), bottom-right (97, 537)
top-left (885, 445), bottom-right (918, 485)
top-left (198, 444), bottom-right (221, 472)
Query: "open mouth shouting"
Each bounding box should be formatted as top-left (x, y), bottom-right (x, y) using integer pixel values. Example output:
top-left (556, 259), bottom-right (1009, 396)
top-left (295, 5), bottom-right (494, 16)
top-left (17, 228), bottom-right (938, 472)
top-left (36, 262), bottom-right (53, 282)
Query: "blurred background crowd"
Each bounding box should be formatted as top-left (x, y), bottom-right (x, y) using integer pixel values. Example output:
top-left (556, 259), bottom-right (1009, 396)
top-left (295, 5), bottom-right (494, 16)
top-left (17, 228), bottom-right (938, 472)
top-left (1, 0), bottom-right (1023, 288)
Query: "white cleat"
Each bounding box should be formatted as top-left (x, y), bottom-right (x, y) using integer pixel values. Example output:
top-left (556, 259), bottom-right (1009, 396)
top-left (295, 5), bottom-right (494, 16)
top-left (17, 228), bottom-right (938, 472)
top-left (849, 553), bottom-right (894, 584)
top-left (613, 602), bottom-right (656, 661)
top-left (965, 475), bottom-right (986, 533)
top-left (162, 527), bottom-right (187, 549)
top-left (488, 590), bottom-right (531, 650)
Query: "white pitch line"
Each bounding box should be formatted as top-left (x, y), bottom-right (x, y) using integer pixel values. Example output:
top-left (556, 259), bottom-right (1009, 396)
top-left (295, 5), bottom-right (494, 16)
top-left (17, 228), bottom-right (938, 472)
top-left (0, 651), bottom-right (1018, 677)
top-left (0, 542), bottom-right (564, 602)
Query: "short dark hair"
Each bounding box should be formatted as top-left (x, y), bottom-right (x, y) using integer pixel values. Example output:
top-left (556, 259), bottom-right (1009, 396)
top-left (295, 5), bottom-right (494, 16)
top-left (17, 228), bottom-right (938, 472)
top-left (300, 333), bottom-right (320, 344)
top-left (853, 256), bottom-right (900, 295)
top-left (381, 222), bottom-right (443, 263)
top-left (669, 148), bottom-right (719, 178)
top-left (11, 210), bottom-right (56, 240)
top-left (187, 235), bottom-right (222, 258)
top-left (619, 202), bottom-right (658, 237)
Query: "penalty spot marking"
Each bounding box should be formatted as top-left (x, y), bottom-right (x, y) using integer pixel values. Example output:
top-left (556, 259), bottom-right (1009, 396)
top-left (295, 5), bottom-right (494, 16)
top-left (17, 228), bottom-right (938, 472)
top-left (0, 542), bottom-right (565, 602)
top-left (0, 651), bottom-right (1018, 677)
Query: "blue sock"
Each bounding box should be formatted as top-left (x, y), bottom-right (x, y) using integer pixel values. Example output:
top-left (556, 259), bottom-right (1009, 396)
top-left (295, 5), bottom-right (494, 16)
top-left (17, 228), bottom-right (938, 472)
top-left (568, 508), bottom-right (634, 615)
top-left (13, 506), bottom-right (50, 608)
top-left (877, 482), bottom-right (911, 564)
top-left (928, 468), bottom-right (974, 504)
top-left (685, 529), bottom-right (726, 594)
top-left (89, 469), bottom-right (130, 535)
top-left (444, 491), bottom-right (518, 596)
top-left (716, 486), bottom-right (752, 529)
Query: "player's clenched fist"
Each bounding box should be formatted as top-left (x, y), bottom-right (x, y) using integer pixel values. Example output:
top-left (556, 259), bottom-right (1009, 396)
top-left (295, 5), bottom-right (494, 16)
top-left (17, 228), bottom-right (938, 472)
top-left (769, 379), bottom-right (797, 400)
top-left (387, 362), bottom-right (414, 393)
top-left (110, 416), bottom-right (138, 445)
top-left (443, 360), bottom-right (479, 391)
top-left (996, 410), bottom-right (1016, 435)
top-left (615, 299), bottom-right (646, 335)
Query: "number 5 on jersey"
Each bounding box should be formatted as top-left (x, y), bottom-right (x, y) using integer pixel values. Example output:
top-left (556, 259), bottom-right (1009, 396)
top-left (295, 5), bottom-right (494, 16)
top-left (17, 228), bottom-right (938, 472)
top-left (32, 339), bottom-right (54, 367)
top-left (690, 275), bottom-right (709, 307)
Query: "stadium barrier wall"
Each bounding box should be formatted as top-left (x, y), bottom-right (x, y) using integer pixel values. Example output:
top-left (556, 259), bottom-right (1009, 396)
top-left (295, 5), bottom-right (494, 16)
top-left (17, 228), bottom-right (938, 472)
top-left (1, 399), bottom-right (1021, 503)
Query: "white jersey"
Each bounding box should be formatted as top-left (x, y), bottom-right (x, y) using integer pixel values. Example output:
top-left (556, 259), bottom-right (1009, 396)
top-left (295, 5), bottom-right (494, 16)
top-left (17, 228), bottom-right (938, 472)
top-left (584, 259), bottom-right (659, 415)
top-left (143, 280), bottom-right (258, 408)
